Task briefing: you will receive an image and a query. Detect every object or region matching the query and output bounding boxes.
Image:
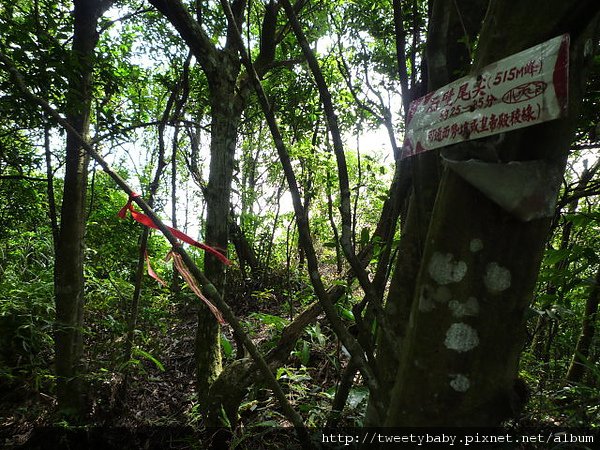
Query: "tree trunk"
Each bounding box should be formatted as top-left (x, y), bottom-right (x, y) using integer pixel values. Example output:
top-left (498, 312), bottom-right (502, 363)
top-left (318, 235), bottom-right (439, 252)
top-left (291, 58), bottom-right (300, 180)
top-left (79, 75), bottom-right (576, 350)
top-left (44, 124), bottom-right (59, 250)
top-left (54, 0), bottom-right (109, 419)
top-left (229, 215), bottom-right (259, 276)
top-left (147, 0), bottom-right (286, 420)
top-left (195, 79), bottom-right (242, 407)
top-left (566, 264), bottom-right (600, 383)
top-left (367, 0), bottom-right (486, 423)
top-left (171, 125), bottom-right (181, 293)
top-left (373, 0), bottom-right (600, 426)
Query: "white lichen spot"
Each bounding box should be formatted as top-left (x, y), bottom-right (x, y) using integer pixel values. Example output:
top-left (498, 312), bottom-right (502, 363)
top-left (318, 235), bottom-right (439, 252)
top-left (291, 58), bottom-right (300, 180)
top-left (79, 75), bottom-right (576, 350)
top-left (469, 238), bottom-right (484, 253)
top-left (444, 323), bottom-right (479, 352)
top-left (428, 252), bottom-right (467, 285)
top-left (449, 297), bottom-right (480, 318)
top-left (484, 262), bottom-right (511, 293)
top-left (449, 374), bottom-right (470, 392)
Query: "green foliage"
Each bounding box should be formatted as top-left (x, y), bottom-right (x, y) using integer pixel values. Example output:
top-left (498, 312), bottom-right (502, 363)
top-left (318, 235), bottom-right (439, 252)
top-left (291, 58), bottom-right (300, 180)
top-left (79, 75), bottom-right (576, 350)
top-left (220, 333), bottom-right (234, 359)
top-left (0, 230), bottom-right (55, 393)
top-left (521, 152), bottom-right (600, 427)
top-left (248, 312), bottom-right (288, 331)
top-left (0, 0), bottom-right (73, 123)
top-left (132, 347), bottom-right (165, 372)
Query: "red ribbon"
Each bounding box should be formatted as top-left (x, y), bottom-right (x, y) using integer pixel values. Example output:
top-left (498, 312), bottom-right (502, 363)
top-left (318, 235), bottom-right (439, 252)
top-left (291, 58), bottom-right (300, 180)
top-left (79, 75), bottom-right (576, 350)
top-left (118, 193), bottom-right (231, 266)
top-left (118, 193), bottom-right (229, 325)
top-left (145, 250), bottom-right (167, 287)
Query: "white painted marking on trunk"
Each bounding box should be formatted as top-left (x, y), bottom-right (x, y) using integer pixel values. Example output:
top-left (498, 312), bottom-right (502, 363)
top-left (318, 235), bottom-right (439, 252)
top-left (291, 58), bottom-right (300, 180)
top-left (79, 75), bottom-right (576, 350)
top-left (450, 374), bottom-right (470, 392)
top-left (444, 323), bottom-right (479, 352)
top-left (428, 252), bottom-right (467, 285)
top-left (484, 262), bottom-right (511, 293)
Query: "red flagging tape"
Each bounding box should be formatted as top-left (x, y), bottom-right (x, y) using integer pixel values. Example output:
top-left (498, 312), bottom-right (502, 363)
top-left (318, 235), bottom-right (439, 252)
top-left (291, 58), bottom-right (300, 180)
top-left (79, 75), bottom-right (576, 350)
top-left (118, 194), bottom-right (231, 266)
top-left (118, 194), bottom-right (228, 325)
top-left (145, 250), bottom-right (167, 287)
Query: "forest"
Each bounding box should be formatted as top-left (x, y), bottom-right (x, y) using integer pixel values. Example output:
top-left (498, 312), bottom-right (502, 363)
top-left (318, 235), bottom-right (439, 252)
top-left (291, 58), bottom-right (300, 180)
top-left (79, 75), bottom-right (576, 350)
top-left (1, 0), bottom-right (600, 448)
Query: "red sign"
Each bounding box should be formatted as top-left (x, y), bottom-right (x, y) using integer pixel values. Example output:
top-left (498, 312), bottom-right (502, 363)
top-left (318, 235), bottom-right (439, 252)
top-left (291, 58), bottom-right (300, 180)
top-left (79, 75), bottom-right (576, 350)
top-left (402, 34), bottom-right (570, 158)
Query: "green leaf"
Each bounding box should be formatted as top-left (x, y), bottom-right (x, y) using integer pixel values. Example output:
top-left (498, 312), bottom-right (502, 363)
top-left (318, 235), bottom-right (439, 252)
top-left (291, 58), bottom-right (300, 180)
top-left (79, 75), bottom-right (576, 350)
top-left (133, 348), bottom-right (165, 372)
top-left (545, 247), bottom-right (570, 265)
top-left (359, 227), bottom-right (370, 245)
top-left (249, 313), bottom-right (289, 331)
top-left (220, 333), bottom-right (233, 358)
top-left (337, 305), bottom-right (355, 321)
top-left (347, 386), bottom-right (369, 409)
top-left (300, 340), bottom-right (310, 366)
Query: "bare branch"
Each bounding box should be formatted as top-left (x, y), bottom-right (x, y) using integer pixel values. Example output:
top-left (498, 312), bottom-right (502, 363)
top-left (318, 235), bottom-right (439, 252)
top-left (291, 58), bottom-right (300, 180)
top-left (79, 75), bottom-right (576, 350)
top-left (0, 174), bottom-right (47, 182)
top-left (147, 0), bottom-right (221, 80)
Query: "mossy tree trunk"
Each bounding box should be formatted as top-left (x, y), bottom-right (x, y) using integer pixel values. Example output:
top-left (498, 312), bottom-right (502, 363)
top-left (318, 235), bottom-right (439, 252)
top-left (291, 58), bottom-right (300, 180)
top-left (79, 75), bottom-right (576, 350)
top-left (367, 0), bottom-right (487, 423)
top-left (147, 0), bottom-right (280, 417)
top-left (195, 76), bottom-right (243, 404)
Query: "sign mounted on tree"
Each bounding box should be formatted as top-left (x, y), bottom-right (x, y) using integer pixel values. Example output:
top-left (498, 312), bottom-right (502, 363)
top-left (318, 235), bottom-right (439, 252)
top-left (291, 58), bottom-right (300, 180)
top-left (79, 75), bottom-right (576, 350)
top-left (402, 34), bottom-right (569, 158)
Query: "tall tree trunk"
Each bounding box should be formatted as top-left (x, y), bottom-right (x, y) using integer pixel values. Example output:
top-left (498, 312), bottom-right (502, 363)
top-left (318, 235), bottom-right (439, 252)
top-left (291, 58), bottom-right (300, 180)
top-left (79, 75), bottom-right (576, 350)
top-left (229, 215), bottom-right (259, 276)
top-left (375, 0), bottom-right (600, 427)
top-left (367, 0), bottom-right (486, 423)
top-left (54, 0), bottom-right (110, 419)
top-left (44, 124), bottom-right (59, 250)
top-left (195, 80), bottom-right (242, 407)
top-left (171, 125), bottom-right (181, 293)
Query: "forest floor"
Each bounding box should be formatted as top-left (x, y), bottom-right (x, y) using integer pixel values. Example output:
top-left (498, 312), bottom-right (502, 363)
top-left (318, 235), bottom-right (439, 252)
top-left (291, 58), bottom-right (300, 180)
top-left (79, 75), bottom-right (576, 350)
top-left (2, 271), bottom-right (597, 449)
top-left (0, 271), bottom-right (344, 449)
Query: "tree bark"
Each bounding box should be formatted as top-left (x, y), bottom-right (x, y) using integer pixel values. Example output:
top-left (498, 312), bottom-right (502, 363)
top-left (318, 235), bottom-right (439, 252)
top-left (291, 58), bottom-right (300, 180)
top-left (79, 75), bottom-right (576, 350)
top-left (195, 80), bottom-right (243, 404)
top-left (377, 0), bottom-right (600, 427)
top-left (367, 0), bottom-right (487, 424)
top-left (44, 124), bottom-right (59, 250)
top-left (54, 0), bottom-right (111, 419)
